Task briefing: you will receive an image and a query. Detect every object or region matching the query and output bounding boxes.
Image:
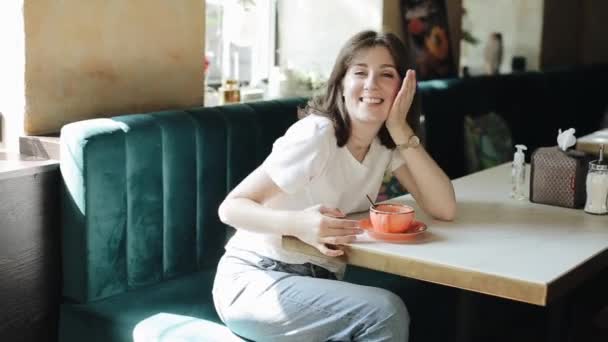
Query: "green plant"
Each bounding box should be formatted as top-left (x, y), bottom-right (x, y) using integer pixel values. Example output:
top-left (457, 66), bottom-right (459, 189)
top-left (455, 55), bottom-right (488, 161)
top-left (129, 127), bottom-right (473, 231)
top-left (462, 30), bottom-right (479, 45)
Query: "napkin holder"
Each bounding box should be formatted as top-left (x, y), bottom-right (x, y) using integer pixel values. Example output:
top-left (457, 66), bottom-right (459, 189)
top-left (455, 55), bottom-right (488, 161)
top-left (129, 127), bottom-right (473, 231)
top-left (529, 146), bottom-right (591, 208)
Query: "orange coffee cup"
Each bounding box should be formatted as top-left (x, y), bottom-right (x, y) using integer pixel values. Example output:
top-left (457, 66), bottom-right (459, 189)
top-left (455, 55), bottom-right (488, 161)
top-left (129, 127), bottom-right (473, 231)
top-left (369, 203), bottom-right (415, 233)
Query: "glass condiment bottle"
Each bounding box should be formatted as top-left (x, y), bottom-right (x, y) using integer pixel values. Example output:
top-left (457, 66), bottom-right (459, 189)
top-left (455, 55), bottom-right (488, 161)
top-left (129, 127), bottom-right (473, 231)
top-left (510, 144), bottom-right (527, 200)
top-left (219, 79), bottom-right (241, 105)
top-left (584, 145), bottom-right (608, 215)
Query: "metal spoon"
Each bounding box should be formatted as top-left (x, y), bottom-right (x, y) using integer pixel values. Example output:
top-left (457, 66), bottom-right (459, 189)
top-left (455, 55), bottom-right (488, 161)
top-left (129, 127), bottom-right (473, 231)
top-left (366, 194), bottom-right (377, 209)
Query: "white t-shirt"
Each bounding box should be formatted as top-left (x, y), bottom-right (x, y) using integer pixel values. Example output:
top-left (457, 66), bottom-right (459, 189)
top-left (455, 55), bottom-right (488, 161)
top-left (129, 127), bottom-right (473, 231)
top-left (225, 114), bottom-right (406, 276)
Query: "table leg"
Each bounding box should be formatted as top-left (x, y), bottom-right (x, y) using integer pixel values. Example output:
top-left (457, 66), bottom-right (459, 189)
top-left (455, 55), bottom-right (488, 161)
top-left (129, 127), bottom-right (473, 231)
top-left (454, 290), bottom-right (477, 342)
top-left (454, 290), bottom-right (561, 342)
top-left (544, 296), bottom-right (570, 342)
top-left (561, 267), bottom-right (608, 341)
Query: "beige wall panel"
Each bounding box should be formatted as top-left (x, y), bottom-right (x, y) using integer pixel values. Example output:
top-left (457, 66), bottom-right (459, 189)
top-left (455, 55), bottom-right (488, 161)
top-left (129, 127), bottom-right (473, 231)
top-left (382, 0), bottom-right (406, 43)
top-left (24, 0), bottom-right (204, 135)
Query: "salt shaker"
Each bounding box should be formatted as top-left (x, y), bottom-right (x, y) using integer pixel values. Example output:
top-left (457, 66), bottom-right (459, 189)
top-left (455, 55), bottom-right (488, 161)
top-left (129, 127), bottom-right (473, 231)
top-left (584, 144), bottom-right (608, 215)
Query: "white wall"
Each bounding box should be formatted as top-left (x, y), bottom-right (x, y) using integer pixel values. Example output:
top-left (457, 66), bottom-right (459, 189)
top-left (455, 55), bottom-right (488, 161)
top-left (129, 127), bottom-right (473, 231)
top-left (460, 0), bottom-right (544, 74)
top-left (277, 0), bottom-right (383, 78)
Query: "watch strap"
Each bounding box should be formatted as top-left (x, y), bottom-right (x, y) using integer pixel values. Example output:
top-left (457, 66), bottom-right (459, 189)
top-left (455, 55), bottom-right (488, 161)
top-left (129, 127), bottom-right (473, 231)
top-left (396, 134), bottom-right (420, 149)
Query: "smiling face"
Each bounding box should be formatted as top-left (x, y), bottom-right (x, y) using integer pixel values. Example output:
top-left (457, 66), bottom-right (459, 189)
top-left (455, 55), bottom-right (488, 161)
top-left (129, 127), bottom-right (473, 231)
top-left (305, 31), bottom-right (419, 148)
top-left (341, 46), bottom-right (402, 125)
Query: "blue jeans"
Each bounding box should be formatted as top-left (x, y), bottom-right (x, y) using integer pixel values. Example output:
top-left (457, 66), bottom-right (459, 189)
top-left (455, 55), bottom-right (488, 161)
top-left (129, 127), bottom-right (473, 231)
top-left (212, 248), bottom-right (409, 341)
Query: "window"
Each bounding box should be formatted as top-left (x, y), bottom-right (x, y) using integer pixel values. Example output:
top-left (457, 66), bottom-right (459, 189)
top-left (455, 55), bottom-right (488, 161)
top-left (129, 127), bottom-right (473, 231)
top-left (205, 0), bottom-right (276, 87)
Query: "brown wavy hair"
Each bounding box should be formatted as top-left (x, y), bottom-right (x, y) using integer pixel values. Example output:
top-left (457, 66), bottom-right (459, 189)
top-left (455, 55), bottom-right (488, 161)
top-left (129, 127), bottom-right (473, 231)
top-left (303, 30), bottom-right (421, 148)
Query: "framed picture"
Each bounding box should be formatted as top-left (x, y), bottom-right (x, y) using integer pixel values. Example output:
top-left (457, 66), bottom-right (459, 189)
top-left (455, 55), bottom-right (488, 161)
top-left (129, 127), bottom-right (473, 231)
top-left (401, 0), bottom-right (457, 80)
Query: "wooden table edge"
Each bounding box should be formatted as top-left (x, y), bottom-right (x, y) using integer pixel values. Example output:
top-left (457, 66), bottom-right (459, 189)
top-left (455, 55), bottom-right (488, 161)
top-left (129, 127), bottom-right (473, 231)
top-left (283, 236), bottom-right (549, 306)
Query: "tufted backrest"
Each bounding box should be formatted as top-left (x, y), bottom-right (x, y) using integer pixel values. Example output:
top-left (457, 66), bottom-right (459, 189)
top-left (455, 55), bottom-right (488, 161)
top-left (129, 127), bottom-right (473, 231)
top-left (60, 98), bottom-right (307, 303)
top-left (59, 66), bottom-right (608, 303)
top-left (420, 65), bottom-right (608, 178)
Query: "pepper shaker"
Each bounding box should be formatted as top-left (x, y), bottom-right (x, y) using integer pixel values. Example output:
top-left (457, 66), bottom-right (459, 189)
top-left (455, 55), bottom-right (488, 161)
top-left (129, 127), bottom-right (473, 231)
top-left (584, 144), bottom-right (608, 215)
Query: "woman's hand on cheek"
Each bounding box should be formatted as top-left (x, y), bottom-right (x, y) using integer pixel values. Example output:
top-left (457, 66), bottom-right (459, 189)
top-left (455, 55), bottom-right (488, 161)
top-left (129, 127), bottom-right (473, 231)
top-left (289, 205), bottom-right (363, 257)
top-left (386, 69), bottom-right (416, 135)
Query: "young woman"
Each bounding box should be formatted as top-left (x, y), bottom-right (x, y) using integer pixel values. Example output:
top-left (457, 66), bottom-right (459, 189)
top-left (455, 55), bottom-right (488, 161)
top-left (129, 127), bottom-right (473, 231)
top-left (213, 30), bottom-right (456, 341)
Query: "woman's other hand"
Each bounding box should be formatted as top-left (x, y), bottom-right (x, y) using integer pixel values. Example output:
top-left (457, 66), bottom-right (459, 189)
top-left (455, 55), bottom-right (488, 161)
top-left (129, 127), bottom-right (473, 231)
top-left (290, 205), bottom-right (363, 257)
top-left (385, 69), bottom-right (416, 139)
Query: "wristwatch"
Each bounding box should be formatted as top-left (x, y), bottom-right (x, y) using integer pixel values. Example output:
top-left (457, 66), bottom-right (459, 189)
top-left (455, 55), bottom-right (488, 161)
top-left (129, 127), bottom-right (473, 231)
top-left (397, 134), bottom-right (420, 150)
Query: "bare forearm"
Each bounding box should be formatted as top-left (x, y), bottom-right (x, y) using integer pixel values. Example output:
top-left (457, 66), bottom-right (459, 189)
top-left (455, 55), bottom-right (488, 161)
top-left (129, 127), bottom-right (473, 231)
top-left (400, 147), bottom-right (456, 220)
top-left (389, 124), bottom-right (456, 220)
top-left (216, 168), bottom-right (362, 257)
top-left (218, 197), bottom-right (295, 235)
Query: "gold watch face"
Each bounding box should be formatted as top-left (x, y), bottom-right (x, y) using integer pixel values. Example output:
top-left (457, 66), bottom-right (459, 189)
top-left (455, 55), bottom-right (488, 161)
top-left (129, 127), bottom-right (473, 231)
top-left (398, 135), bottom-right (420, 149)
top-left (409, 135), bottom-right (420, 147)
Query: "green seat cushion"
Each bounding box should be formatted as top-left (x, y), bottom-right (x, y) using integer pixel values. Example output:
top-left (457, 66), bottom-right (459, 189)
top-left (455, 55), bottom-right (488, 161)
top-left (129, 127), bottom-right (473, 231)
top-left (133, 313), bottom-right (245, 342)
top-left (59, 270), bottom-right (221, 342)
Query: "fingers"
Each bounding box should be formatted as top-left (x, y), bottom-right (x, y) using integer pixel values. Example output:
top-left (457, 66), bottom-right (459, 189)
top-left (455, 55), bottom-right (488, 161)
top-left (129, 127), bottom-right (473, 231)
top-left (325, 227), bottom-right (364, 236)
top-left (399, 70), bottom-right (416, 110)
top-left (397, 69), bottom-right (415, 94)
top-left (397, 70), bottom-right (410, 94)
top-left (405, 70), bottom-right (416, 98)
top-left (391, 70), bottom-right (416, 118)
top-left (324, 216), bottom-right (360, 230)
top-left (318, 205), bottom-right (345, 218)
top-left (316, 243), bottom-right (344, 257)
top-left (320, 235), bottom-right (358, 245)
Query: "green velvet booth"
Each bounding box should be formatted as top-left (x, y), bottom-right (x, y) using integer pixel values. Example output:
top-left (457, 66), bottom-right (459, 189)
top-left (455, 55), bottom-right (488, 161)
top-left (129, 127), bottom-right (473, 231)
top-left (58, 65), bottom-right (608, 341)
top-left (59, 98), bottom-right (307, 341)
top-left (59, 97), bottom-right (448, 341)
top-left (420, 64), bottom-right (608, 179)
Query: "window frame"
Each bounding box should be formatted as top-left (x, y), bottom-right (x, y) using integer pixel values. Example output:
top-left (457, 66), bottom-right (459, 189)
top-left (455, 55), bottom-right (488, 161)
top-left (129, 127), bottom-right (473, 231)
top-left (205, 0), bottom-right (277, 88)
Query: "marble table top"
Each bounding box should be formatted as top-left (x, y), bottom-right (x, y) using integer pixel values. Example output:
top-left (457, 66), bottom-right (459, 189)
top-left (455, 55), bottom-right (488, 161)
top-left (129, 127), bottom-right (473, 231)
top-left (284, 164), bottom-right (608, 305)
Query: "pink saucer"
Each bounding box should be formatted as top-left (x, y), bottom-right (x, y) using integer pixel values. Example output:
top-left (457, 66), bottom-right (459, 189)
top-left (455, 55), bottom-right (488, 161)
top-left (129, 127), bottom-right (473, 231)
top-left (359, 218), bottom-right (427, 242)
